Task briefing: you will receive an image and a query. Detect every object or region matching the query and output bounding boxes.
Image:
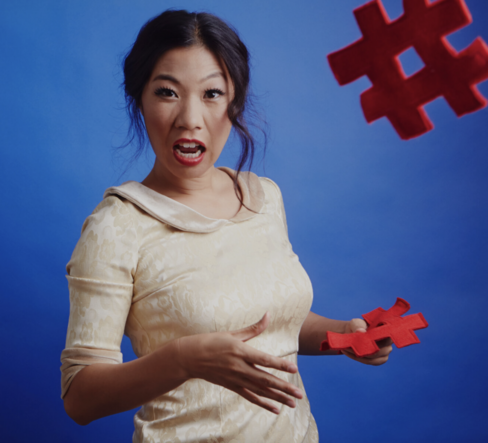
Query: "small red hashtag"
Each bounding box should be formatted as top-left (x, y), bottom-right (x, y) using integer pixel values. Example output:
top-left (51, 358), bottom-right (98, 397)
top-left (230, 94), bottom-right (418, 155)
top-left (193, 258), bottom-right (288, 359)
top-left (328, 0), bottom-right (488, 140)
top-left (320, 298), bottom-right (428, 357)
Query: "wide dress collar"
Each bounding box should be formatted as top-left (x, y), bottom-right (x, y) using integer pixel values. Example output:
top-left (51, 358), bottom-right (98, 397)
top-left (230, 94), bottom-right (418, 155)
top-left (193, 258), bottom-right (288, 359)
top-left (103, 167), bottom-right (265, 234)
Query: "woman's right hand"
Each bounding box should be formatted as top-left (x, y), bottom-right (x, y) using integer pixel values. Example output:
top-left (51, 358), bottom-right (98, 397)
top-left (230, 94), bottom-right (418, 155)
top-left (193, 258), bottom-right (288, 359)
top-left (174, 312), bottom-right (303, 415)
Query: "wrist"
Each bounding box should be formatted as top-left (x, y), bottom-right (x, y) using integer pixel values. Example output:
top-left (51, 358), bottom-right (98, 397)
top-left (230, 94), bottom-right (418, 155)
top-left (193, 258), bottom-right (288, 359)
top-left (173, 337), bottom-right (192, 381)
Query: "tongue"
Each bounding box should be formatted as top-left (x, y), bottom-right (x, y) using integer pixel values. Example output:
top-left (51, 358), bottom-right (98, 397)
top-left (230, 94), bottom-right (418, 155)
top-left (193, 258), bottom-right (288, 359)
top-left (176, 145), bottom-right (200, 153)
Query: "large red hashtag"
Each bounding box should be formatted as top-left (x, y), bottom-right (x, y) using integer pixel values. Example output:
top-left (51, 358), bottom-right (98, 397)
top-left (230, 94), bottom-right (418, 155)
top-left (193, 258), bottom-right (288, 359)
top-left (328, 0), bottom-right (488, 140)
top-left (320, 298), bottom-right (428, 357)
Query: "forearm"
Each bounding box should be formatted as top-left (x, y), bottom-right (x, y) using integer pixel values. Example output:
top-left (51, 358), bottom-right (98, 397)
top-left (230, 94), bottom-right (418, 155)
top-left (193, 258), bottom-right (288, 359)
top-left (64, 339), bottom-right (187, 425)
top-left (298, 311), bottom-right (348, 355)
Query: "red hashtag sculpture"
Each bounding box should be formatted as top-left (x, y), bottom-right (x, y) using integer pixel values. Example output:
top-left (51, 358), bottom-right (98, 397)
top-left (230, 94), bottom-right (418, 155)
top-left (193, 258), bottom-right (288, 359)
top-left (328, 0), bottom-right (488, 140)
top-left (320, 298), bottom-right (428, 357)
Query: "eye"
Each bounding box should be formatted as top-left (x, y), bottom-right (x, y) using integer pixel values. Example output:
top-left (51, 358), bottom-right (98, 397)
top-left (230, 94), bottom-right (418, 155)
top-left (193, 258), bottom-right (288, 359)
top-left (154, 87), bottom-right (178, 98)
top-left (204, 88), bottom-right (225, 99)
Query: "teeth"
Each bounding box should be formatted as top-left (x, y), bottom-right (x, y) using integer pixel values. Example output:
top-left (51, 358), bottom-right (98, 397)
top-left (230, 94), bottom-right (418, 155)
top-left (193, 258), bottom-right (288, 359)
top-left (180, 142), bottom-right (200, 148)
top-left (175, 148), bottom-right (202, 158)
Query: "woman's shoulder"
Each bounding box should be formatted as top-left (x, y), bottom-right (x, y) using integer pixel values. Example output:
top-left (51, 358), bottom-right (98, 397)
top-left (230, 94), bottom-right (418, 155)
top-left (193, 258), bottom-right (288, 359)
top-left (256, 176), bottom-right (288, 233)
top-left (91, 193), bottom-right (135, 216)
top-left (68, 193), bottom-right (142, 279)
top-left (257, 176), bottom-right (285, 206)
top-left (80, 194), bottom-right (140, 235)
top-left (258, 176), bottom-right (282, 194)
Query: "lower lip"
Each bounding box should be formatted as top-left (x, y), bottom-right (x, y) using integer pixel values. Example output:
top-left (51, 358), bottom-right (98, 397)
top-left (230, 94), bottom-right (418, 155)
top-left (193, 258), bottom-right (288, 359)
top-left (173, 148), bottom-right (206, 166)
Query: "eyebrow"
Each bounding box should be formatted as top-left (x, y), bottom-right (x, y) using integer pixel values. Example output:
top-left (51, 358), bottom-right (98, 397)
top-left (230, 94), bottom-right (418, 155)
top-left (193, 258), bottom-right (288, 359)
top-left (152, 71), bottom-right (225, 84)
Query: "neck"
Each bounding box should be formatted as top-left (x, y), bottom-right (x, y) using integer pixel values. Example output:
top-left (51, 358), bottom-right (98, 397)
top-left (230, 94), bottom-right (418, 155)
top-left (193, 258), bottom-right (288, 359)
top-left (141, 163), bottom-right (225, 199)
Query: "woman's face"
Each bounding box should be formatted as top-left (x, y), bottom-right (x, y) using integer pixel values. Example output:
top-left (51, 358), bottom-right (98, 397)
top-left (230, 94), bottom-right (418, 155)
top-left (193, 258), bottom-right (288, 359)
top-left (140, 45), bottom-right (234, 182)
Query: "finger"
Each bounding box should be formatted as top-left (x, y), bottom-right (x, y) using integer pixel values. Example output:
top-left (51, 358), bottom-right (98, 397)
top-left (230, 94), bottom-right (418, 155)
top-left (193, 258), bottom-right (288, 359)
top-left (234, 386), bottom-right (281, 415)
top-left (362, 341), bottom-right (393, 359)
top-left (235, 374), bottom-right (298, 408)
top-left (223, 353), bottom-right (302, 400)
top-left (217, 357), bottom-right (301, 407)
top-left (341, 347), bottom-right (388, 359)
top-left (372, 344), bottom-right (393, 357)
top-left (366, 355), bottom-right (389, 365)
top-left (342, 349), bottom-right (389, 366)
top-left (230, 312), bottom-right (270, 342)
top-left (244, 347), bottom-right (298, 375)
top-left (249, 365), bottom-right (303, 400)
top-left (376, 337), bottom-right (393, 348)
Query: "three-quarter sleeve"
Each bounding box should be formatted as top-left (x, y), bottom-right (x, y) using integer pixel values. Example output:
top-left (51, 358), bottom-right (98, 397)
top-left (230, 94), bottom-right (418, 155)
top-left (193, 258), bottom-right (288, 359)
top-left (60, 196), bottom-right (139, 399)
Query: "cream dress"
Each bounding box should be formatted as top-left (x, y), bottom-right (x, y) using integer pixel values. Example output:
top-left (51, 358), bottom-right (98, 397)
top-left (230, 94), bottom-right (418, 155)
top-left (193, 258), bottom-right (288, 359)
top-left (60, 167), bottom-right (319, 443)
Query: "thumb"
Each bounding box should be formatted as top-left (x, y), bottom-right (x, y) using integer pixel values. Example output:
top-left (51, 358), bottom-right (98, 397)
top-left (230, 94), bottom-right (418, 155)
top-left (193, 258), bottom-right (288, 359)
top-left (348, 318), bottom-right (368, 333)
top-left (230, 312), bottom-right (270, 342)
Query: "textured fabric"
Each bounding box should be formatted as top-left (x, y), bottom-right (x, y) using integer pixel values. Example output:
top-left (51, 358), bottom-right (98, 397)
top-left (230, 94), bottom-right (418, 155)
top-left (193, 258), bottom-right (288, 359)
top-left (61, 167), bottom-right (319, 443)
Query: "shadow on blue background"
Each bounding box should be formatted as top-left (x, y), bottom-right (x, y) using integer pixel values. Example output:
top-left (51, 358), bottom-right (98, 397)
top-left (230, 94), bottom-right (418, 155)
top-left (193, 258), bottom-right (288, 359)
top-left (1, 0), bottom-right (487, 441)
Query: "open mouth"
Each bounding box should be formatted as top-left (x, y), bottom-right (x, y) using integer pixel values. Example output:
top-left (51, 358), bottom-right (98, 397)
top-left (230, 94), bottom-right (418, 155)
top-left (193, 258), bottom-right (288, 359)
top-left (172, 140), bottom-right (206, 166)
top-left (173, 142), bottom-right (206, 159)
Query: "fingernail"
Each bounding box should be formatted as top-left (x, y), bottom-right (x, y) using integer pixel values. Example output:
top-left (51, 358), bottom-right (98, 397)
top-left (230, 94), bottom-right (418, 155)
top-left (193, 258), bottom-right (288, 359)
top-left (288, 364), bottom-right (297, 372)
top-left (272, 407), bottom-right (280, 414)
top-left (294, 389), bottom-right (303, 398)
top-left (286, 400), bottom-right (295, 408)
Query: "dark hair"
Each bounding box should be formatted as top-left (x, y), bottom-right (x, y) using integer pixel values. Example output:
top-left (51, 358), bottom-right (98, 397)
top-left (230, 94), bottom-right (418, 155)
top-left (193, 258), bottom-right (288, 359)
top-left (122, 9), bottom-right (265, 204)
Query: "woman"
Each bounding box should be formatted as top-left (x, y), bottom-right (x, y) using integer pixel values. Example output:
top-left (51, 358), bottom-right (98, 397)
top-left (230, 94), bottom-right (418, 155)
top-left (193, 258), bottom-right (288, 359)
top-left (60, 10), bottom-right (392, 442)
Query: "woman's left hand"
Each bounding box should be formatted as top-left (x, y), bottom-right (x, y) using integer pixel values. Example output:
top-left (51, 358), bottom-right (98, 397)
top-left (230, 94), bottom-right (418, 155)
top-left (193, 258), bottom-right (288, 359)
top-left (341, 318), bottom-right (392, 366)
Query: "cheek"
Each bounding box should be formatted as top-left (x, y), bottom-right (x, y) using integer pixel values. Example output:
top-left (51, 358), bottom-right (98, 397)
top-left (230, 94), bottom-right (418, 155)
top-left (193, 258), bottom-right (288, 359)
top-left (211, 111), bottom-right (233, 142)
top-left (144, 106), bottom-right (173, 136)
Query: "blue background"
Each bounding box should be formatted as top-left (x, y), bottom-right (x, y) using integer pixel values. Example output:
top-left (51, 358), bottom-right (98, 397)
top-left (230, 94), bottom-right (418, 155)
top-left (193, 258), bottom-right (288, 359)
top-left (1, 0), bottom-right (487, 441)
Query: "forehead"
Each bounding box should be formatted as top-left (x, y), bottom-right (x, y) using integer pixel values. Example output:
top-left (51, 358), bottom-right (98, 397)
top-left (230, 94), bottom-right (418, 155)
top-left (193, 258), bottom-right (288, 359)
top-left (151, 46), bottom-right (227, 81)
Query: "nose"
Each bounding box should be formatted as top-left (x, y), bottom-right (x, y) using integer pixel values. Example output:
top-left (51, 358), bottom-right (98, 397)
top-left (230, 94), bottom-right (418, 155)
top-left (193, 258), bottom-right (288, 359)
top-left (175, 96), bottom-right (204, 131)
